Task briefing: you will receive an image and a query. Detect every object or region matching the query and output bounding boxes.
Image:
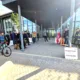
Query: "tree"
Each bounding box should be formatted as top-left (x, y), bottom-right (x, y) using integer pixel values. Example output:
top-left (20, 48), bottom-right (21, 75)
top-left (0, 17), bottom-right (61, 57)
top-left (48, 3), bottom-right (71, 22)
top-left (11, 13), bottom-right (20, 30)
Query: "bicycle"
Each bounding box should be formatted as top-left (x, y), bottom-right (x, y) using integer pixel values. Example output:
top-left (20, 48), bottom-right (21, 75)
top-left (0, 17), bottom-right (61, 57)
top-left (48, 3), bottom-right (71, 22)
top-left (0, 41), bottom-right (12, 57)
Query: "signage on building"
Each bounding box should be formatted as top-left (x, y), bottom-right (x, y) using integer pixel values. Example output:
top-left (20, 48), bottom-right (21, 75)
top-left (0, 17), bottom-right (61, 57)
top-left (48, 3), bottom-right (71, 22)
top-left (64, 47), bottom-right (78, 60)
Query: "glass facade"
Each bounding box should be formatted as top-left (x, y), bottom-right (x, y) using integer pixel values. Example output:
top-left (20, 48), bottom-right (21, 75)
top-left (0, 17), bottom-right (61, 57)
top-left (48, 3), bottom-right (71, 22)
top-left (3, 18), bottom-right (13, 34)
top-left (1, 16), bottom-right (39, 34)
top-left (43, 28), bottom-right (55, 37)
top-left (0, 1), bottom-right (40, 35)
top-left (23, 18), bottom-right (38, 34)
top-left (59, 7), bottom-right (80, 35)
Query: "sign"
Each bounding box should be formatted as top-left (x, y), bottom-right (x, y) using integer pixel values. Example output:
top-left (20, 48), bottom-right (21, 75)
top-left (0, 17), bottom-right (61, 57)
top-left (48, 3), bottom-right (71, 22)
top-left (64, 47), bottom-right (78, 60)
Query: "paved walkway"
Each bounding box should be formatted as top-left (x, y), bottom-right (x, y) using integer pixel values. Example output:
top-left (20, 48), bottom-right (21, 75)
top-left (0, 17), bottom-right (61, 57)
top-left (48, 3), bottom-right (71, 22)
top-left (13, 38), bottom-right (64, 58)
top-left (0, 52), bottom-right (80, 80)
top-left (13, 38), bottom-right (80, 59)
top-left (0, 39), bottom-right (80, 80)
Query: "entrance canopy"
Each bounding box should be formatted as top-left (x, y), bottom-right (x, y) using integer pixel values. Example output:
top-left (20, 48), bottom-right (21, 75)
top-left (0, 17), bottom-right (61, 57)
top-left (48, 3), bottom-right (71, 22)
top-left (1, 0), bottom-right (80, 28)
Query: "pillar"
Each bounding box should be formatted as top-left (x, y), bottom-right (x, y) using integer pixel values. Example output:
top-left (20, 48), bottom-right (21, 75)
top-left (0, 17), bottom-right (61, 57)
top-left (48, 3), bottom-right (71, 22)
top-left (32, 22), bottom-right (33, 33)
top-left (21, 17), bottom-right (24, 32)
top-left (69, 0), bottom-right (75, 47)
top-left (61, 16), bottom-right (63, 37)
top-left (18, 5), bottom-right (24, 51)
top-left (74, 0), bottom-right (76, 36)
top-left (27, 20), bottom-right (28, 32)
top-left (35, 20), bottom-right (37, 33)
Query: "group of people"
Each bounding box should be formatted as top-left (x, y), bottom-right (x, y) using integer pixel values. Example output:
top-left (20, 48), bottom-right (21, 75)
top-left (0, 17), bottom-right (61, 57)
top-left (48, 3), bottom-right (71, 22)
top-left (11, 31), bottom-right (40, 49)
top-left (10, 32), bottom-right (31, 49)
top-left (56, 29), bottom-right (69, 46)
top-left (0, 31), bottom-right (40, 50)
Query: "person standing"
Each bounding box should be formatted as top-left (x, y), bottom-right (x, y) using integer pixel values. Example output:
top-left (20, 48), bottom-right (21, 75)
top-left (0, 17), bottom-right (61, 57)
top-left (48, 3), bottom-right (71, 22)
top-left (0, 32), bottom-right (5, 43)
top-left (64, 29), bottom-right (69, 46)
top-left (56, 32), bottom-right (61, 44)
top-left (43, 32), bottom-right (48, 42)
top-left (32, 32), bottom-right (37, 43)
top-left (5, 34), bottom-right (10, 45)
top-left (37, 33), bottom-right (40, 41)
top-left (26, 32), bottom-right (30, 45)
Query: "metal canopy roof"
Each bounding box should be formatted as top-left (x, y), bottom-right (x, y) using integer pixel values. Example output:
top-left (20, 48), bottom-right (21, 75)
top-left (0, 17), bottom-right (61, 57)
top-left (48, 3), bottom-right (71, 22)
top-left (1, 0), bottom-right (80, 28)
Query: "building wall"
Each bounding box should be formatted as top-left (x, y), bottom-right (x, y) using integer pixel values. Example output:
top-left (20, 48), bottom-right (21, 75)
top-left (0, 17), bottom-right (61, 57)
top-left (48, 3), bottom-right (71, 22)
top-left (3, 17), bottom-right (13, 34)
top-left (59, 7), bottom-right (80, 36)
top-left (0, 18), bottom-right (4, 32)
top-left (0, 14), bottom-right (40, 35)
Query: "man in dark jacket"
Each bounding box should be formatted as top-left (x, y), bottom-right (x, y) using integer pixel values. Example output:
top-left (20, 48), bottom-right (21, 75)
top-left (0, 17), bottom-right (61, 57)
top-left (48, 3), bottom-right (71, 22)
top-left (23, 32), bottom-right (30, 46)
top-left (64, 29), bottom-right (69, 45)
top-left (37, 33), bottom-right (40, 41)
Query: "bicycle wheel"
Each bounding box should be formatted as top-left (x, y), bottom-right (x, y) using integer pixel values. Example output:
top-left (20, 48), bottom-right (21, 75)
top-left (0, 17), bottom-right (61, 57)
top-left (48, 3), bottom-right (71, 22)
top-left (2, 47), bottom-right (12, 57)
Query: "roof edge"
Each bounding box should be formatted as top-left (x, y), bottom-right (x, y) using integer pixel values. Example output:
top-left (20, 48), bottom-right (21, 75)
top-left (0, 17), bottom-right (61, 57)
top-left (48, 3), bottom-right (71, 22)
top-left (1, 0), bottom-right (16, 5)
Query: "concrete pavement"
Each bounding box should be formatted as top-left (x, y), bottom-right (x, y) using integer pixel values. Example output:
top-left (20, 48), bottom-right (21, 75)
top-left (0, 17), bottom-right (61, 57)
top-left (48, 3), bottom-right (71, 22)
top-left (12, 38), bottom-right (80, 59)
top-left (13, 38), bottom-right (65, 58)
top-left (0, 38), bottom-right (80, 80)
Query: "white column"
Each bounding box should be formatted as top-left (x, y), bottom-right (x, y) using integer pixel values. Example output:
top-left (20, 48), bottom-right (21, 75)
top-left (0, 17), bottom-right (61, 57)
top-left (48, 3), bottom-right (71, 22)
top-left (74, 0), bottom-right (76, 36)
top-left (69, 0), bottom-right (75, 47)
top-left (21, 17), bottom-right (24, 32)
top-left (61, 16), bottom-right (63, 37)
top-left (35, 20), bottom-right (37, 33)
top-left (27, 20), bottom-right (28, 32)
top-left (18, 5), bottom-right (24, 51)
top-left (32, 22), bottom-right (33, 33)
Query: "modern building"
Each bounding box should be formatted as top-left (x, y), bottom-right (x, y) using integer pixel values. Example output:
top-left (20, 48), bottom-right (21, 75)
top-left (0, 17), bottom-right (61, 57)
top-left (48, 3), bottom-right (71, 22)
top-left (59, 6), bottom-right (80, 36)
top-left (0, 12), bottom-right (41, 34)
top-left (0, 1), bottom-right (41, 35)
top-left (0, 13), bottom-right (12, 33)
top-left (2, 0), bottom-right (78, 49)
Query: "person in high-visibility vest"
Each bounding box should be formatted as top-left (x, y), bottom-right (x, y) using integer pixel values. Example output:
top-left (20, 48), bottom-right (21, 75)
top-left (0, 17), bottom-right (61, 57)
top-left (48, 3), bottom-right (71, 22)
top-left (32, 32), bottom-right (37, 43)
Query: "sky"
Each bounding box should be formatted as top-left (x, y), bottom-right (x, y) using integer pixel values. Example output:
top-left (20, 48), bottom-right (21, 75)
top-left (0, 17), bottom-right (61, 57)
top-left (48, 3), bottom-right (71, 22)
top-left (0, 1), bottom-right (12, 16)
